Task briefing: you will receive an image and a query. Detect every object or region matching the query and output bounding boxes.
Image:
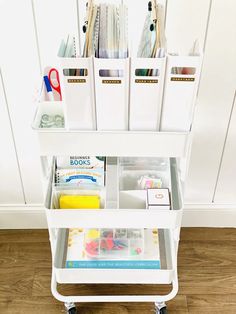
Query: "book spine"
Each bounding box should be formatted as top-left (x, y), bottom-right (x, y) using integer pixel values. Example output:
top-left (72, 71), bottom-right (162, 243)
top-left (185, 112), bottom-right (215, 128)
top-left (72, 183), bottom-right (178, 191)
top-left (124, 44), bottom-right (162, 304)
top-left (66, 260), bottom-right (160, 269)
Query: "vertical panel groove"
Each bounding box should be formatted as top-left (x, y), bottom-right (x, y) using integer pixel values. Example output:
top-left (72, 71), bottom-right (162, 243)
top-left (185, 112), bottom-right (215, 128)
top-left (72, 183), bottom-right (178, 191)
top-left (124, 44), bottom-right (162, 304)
top-left (76, 0), bottom-right (82, 55)
top-left (195, 0), bottom-right (212, 100)
top-left (203, 0), bottom-right (213, 52)
top-left (31, 0), bottom-right (42, 74)
top-left (0, 69), bottom-right (27, 204)
top-left (164, 0), bottom-right (168, 28)
top-left (212, 90), bottom-right (236, 202)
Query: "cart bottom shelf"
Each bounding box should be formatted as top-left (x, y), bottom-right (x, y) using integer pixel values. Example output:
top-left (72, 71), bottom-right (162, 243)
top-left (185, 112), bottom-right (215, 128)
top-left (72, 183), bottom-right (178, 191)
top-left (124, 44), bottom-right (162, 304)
top-left (53, 229), bottom-right (176, 284)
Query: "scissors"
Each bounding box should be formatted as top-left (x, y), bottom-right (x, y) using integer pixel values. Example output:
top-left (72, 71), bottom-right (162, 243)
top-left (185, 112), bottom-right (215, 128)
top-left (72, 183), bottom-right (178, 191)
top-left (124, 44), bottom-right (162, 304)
top-left (48, 68), bottom-right (62, 100)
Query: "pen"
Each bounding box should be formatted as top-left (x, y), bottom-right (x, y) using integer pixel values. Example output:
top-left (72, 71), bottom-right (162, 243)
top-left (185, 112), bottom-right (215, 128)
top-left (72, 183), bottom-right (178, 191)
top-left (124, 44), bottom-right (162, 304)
top-left (43, 75), bottom-right (54, 101)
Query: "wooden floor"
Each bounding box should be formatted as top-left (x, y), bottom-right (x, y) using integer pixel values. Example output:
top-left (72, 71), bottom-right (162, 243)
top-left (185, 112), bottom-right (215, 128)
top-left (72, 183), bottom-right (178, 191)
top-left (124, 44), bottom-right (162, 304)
top-left (0, 228), bottom-right (236, 314)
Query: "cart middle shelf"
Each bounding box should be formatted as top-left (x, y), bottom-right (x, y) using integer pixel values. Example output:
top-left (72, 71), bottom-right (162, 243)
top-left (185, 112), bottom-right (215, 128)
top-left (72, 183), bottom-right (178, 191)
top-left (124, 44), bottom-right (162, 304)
top-left (45, 158), bottom-right (183, 229)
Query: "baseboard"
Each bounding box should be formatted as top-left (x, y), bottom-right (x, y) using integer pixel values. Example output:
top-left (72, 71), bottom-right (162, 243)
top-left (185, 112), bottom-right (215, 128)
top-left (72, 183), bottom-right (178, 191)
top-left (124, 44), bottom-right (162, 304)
top-left (0, 204), bottom-right (236, 229)
top-left (0, 206), bottom-right (47, 229)
top-left (183, 204), bottom-right (236, 227)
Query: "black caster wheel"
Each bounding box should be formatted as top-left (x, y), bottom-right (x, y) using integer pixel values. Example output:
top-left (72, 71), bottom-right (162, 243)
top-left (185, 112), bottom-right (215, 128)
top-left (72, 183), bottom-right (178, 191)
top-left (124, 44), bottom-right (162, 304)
top-left (67, 307), bottom-right (77, 314)
top-left (156, 306), bottom-right (168, 314)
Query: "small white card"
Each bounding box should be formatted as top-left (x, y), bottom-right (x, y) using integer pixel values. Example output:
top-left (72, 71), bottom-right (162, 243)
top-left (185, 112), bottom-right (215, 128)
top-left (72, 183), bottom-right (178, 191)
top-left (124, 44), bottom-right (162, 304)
top-left (146, 188), bottom-right (170, 210)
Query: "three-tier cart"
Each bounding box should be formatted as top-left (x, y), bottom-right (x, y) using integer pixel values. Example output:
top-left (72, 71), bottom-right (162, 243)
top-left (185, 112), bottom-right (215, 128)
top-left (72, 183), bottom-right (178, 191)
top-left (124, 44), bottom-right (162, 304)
top-left (32, 18), bottom-right (202, 313)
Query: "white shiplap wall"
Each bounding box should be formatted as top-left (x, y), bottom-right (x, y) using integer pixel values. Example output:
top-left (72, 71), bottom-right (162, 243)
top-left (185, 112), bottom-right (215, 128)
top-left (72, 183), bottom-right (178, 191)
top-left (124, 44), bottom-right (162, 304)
top-left (33, 0), bottom-right (80, 68)
top-left (0, 0), bottom-right (43, 204)
top-left (0, 0), bottom-right (236, 226)
top-left (214, 92), bottom-right (236, 204)
top-left (0, 69), bottom-right (25, 204)
top-left (185, 0), bottom-right (236, 204)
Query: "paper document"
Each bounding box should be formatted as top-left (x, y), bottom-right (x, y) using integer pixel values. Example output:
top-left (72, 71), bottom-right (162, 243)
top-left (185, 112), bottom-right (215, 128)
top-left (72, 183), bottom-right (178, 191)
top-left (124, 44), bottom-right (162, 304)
top-left (137, 0), bottom-right (166, 76)
top-left (81, 1), bottom-right (128, 77)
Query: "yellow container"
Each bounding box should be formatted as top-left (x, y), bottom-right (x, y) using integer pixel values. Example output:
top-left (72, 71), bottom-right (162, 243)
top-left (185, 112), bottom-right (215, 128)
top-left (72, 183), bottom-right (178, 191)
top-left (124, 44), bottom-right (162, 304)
top-left (59, 195), bottom-right (100, 209)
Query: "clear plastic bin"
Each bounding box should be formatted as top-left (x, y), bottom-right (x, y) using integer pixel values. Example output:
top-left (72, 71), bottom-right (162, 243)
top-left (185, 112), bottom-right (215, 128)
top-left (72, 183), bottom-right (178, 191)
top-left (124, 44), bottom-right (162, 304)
top-left (84, 228), bottom-right (144, 259)
top-left (119, 157), bottom-right (171, 191)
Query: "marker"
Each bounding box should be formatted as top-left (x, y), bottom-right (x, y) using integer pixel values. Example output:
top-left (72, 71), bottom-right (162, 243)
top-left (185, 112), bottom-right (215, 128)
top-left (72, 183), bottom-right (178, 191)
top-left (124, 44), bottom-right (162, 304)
top-left (43, 75), bottom-right (54, 101)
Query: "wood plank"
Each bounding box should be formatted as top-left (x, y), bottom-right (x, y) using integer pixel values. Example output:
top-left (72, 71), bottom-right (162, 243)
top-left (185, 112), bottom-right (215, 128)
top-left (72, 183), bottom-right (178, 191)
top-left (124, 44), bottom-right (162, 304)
top-left (0, 296), bottom-right (188, 314)
top-left (187, 294), bottom-right (236, 314)
top-left (0, 229), bottom-right (49, 243)
top-left (0, 267), bottom-right (34, 297)
top-left (0, 296), bottom-right (61, 314)
top-left (178, 267), bottom-right (236, 295)
top-left (180, 227), bottom-right (236, 242)
top-left (0, 242), bottom-right (51, 268)
top-left (0, 299), bottom-right (8, 314)
top-left (2, 227), bottom-right (235, 243)
top-left (58, 283), bottom-right (173, 297)
top-left (178, 241), bottom-right (236, 267)
top-left (77, 295), bottom-right (188, 314)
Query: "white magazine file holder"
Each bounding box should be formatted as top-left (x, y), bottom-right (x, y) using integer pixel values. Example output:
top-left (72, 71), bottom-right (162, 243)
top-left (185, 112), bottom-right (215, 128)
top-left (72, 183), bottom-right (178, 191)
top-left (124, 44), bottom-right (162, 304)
top-left (58, 56), bottom-right (96, 130)
top-left (93, 57), bottom-right (129, 130)
top-left (129, 57), bottom-right (166, 131)
top-left (160, 53), bottom-right (202, 132)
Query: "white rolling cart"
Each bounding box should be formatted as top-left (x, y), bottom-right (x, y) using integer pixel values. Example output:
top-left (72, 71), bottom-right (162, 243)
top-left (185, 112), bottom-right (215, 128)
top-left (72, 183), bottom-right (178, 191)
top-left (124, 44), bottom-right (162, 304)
top-left (32, 20), bottom-right (202, 314)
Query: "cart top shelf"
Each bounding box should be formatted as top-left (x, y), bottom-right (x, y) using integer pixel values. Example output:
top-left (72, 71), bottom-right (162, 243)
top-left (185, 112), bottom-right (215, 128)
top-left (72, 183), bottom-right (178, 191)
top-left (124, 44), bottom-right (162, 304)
top-left (34, 130), bottom-right (191, 157)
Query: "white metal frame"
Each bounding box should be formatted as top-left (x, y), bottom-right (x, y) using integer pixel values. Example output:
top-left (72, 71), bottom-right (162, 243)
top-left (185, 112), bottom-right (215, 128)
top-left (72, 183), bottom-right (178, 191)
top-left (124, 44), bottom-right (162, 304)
top-left (30, 0), bottom-right (203, 307)
top-left (33, 131), bottom-right (189, 306)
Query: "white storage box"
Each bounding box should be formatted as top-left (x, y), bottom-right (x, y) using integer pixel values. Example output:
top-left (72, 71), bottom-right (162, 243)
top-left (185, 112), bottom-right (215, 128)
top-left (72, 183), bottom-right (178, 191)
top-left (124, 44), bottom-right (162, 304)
top-left (94, 57), bottom-right (129, 130)
top-left (160, 53), bottom-right (202, 131)
top-left (146, 188), bottom-right (170, 210)
top-left (58, 56), bottom-right (96, 130)
top-left (129, 57), bottom-right (166, 131)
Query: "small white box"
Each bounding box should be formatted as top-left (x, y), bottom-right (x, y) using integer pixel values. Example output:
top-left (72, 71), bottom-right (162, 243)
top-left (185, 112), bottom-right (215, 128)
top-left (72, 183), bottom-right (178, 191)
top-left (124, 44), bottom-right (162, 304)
top-left (146, 188), bottom-right (170, 210)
